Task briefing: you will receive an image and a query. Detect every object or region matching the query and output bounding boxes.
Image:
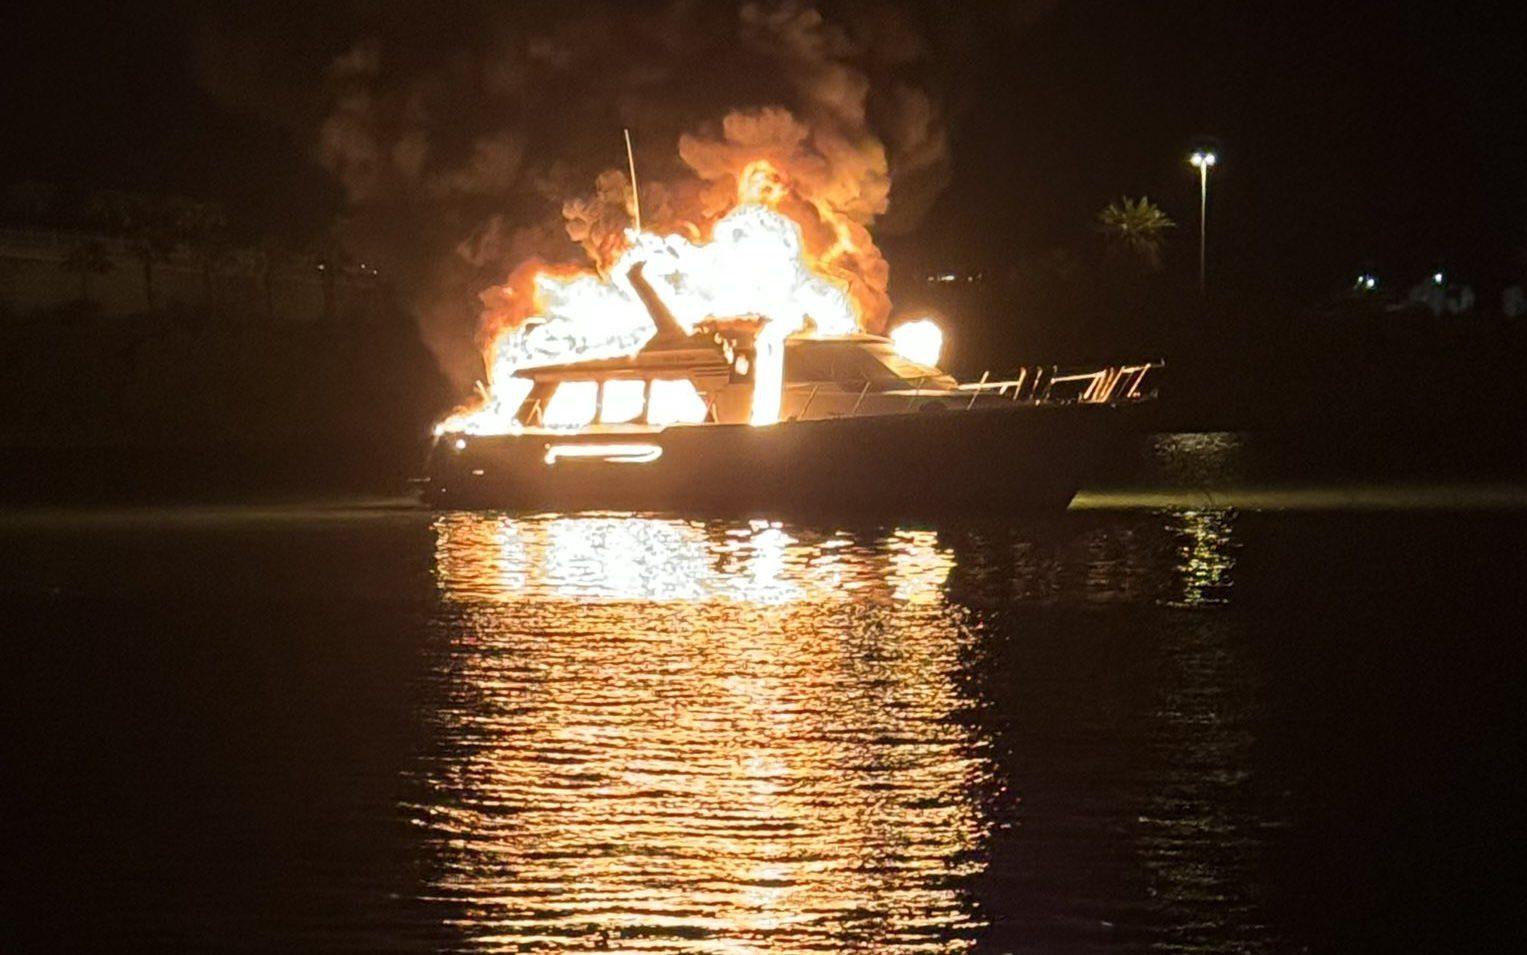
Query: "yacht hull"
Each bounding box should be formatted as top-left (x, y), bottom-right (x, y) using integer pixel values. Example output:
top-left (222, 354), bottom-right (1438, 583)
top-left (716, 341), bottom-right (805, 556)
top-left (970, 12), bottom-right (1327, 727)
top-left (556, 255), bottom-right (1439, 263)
top-left (423, 406), bottom-right (1127, 515)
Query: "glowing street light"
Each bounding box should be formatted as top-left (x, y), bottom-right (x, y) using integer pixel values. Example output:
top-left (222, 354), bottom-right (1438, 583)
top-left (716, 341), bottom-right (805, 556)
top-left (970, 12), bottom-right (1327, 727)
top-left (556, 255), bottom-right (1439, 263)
top-left (1189, 150), bottom-right (1217, 293)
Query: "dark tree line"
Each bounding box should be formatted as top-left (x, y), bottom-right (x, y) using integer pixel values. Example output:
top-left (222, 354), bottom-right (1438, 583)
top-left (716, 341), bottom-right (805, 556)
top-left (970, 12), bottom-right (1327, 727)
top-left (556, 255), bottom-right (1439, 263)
top-left (5, 181), bottom-right (367, 319)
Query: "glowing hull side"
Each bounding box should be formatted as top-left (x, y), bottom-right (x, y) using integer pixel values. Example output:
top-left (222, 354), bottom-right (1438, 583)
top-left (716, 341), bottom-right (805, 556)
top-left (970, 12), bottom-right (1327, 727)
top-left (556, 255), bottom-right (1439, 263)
top-left (423, 405), bottom-right (1128, 515)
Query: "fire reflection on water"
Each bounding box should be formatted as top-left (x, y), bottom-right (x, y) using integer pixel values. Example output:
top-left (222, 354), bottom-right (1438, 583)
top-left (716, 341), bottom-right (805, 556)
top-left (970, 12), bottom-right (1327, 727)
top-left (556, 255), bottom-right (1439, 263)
top-left (417, 512), bottom-right (985, 951)
top-left (1171, 509), bottom-right (1237, 607)
top-left (433, 514), bottom-right (959, 607)
top-left (416, 509), bottom-right (1245, 950)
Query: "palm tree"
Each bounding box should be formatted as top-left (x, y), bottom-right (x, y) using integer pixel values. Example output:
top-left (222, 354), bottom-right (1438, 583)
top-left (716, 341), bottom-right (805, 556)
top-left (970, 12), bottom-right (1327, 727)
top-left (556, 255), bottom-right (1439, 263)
top-left (84, 189), bottom-right (136, 235)
top-left (169, 198), bottom-right (228, 305)
top-left (86, 190), bottom-right (169, 308)
top-left (222, 237), bottom-right (288, 320)
top-left (60, 239), bottom-right (113, 301)
top-left (1097, 197), bottom-right (1176, 272)
top-left (303, 236), bottom-right (348, 322)
top-left (130, 223), bottom-right (173, 309)
top-left (5, 180), bottom-right (60, 226)
top-left (255, 235), bottom-right (285, 319)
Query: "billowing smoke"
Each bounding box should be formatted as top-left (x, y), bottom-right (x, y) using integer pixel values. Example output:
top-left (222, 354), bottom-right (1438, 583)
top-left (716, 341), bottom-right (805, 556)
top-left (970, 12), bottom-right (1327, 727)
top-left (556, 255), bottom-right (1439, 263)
top-left (196, 1), bottom-right (1043, 390)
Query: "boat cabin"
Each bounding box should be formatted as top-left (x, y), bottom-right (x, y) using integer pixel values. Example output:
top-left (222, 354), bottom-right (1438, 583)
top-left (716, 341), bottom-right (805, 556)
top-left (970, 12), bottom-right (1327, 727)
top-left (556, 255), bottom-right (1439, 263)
top-left (506, 333), bottom-right (962, 431)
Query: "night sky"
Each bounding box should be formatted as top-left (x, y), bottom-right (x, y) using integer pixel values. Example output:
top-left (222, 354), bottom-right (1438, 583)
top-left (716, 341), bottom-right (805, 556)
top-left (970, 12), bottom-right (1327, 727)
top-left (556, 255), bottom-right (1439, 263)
top-left (3, 0), bottom-right (1524, 299)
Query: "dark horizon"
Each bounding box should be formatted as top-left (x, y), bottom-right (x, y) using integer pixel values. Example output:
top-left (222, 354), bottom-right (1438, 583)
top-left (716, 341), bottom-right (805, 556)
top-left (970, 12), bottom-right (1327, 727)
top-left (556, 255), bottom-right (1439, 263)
top-left (3, 0), bottom-right (1523, 301)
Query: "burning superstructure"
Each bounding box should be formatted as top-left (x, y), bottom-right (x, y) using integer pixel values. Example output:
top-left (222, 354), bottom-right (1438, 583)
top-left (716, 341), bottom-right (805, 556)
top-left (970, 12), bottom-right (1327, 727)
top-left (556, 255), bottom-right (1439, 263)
top-left (440, 156), bottom-right (886, 435)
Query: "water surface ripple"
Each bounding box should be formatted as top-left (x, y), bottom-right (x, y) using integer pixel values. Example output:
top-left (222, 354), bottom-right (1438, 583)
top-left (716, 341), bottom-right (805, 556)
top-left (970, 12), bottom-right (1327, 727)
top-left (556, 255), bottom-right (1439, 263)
top-left (409, 511), bottom-right (1228, 952)
top-left (12, 498), bottom-right (1515, 952)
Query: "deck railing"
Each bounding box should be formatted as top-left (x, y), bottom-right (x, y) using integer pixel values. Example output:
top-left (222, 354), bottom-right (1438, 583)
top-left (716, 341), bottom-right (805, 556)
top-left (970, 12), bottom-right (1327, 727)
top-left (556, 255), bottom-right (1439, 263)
top-left (954, 360), bottom-right (1161, 406)
top-left (494, 360), bottom-right (1164, 433)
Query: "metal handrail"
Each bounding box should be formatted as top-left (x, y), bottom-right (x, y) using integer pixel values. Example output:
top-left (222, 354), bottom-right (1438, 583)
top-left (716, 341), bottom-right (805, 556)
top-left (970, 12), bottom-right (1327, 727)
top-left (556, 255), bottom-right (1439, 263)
top-left (945, 361), bottom-right (1160, 408)
top-left (848, 379), bottom-right (871, 417)
top-left (905, 376), bottom-right (927, 412)
top-left (798, 384), bottom-right (820, 419)
top-left (965, 370), bottom-right (989, 410)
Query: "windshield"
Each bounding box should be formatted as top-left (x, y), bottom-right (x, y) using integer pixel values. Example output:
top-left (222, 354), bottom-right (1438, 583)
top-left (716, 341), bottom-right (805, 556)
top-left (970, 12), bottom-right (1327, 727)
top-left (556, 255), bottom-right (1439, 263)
top-left (785, 341), bottom-right (957, 390)
top-left (861, 343), bottom-right (954, 386)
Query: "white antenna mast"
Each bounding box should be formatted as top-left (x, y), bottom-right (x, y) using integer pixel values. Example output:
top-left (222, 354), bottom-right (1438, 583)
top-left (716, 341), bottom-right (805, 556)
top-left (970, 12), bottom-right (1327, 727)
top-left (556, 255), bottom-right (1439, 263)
top-left (623, 127), bottom-right (642, 233)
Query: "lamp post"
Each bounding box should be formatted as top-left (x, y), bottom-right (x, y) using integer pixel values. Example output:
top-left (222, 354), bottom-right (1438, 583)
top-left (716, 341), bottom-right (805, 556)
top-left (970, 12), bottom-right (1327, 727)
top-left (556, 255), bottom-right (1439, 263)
top-left (1189, 150), bottom-right (1217, 293)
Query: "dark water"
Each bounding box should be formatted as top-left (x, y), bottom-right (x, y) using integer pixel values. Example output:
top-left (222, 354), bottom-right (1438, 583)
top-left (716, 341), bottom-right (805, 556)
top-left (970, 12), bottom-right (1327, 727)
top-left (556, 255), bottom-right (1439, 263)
top-left (3, 486), bottom-right (1523, 950)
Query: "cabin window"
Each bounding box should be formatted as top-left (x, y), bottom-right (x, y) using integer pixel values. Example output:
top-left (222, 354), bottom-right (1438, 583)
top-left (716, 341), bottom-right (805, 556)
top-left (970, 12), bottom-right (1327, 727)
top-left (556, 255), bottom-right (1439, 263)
top-left (647, 379), bottom-right (709, 425)
top-left (542, 380), bottom-right (599, 429)
top-left (865, 344), bottom-right (957, 389)
top-left (600, 379), bottom-right (646, 424)
top-left (786, 343), bottom-right (903, 387)
top-left (784, 345), bottom-right (834, 383)
top-left (784, 341), bottom-right (955, 390)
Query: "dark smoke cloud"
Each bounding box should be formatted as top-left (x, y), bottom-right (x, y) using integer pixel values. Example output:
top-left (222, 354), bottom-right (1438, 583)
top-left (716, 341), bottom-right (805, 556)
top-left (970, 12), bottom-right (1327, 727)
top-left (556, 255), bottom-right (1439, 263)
top-left (196, 0), bottom-right (1053, 389)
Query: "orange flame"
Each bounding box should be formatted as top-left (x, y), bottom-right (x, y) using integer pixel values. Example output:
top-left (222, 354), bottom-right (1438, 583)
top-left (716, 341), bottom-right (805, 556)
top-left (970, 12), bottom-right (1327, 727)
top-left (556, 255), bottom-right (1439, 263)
top-left (438, 152), bottom-right (892, 435)
top-left (737, 159), bottom-right (790, 207)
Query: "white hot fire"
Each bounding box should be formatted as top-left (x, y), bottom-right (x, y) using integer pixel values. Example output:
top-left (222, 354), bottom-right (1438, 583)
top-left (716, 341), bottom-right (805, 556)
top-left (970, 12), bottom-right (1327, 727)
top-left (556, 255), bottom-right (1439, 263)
top-left (889, 319), bottom-right (944, 368)
top-left (440, 161), bottom-right (872, 435)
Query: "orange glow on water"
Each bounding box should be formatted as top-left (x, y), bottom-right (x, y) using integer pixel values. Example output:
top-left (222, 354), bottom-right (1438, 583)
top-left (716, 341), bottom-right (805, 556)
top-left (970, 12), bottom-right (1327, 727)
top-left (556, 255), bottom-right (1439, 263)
top-left (417, 512), bottom-right (984, 949)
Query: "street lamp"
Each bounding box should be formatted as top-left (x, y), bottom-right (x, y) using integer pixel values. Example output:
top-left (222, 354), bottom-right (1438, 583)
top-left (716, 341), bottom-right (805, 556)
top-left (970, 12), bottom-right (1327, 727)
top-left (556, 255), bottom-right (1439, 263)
top-left (1189, 150), bottom-right (1217, 293)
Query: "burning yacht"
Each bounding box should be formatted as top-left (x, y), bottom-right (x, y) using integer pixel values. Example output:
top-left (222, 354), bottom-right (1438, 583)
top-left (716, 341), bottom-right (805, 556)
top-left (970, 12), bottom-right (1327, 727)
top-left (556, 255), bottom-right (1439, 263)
top-left (421, 157), bottom-right (1157, 513)
top-left (423, 261), bottom-right (1156, 512)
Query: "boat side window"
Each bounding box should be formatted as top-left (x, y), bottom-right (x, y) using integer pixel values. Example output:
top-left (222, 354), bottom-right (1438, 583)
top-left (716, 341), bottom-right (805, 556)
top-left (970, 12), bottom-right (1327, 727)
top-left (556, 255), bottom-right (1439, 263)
top-left (844, 348), bottom-right (910, 386)
top-left (599, 379), bottom-right (646, 424)
top-left (865, 344), bottom-right (958, 390)
top-left (786, 343), bottom-right (901, 387)
top-left (543, 380), bottom-right (599, 430)
top-left (648, 378), bottom-right (709, 425)
top-left (784, 344), bottom-right (835, 383)
top-left (513, 380), bottom-right (554, 426)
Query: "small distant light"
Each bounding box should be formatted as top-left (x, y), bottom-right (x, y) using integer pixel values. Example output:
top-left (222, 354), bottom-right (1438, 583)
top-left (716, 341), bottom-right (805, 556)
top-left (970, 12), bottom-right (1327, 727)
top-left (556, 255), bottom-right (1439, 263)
top-left (1433, 271), bottom-right (1445, 285)
top-left (453, 438), bottom-right (467, 451)
top-left (1190, 151), bottom-right (1217, 168)
top-left (1364, 276), bottom-right (1377, 290)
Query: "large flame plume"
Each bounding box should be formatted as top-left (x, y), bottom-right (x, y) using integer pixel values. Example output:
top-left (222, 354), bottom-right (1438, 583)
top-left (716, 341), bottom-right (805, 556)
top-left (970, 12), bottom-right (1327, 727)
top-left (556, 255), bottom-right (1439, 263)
top-left (442, 119), bottom-right (894, 435)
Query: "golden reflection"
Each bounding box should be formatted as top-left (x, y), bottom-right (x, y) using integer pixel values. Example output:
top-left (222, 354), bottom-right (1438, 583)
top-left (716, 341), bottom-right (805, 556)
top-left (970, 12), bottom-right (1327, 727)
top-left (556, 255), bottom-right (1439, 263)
top-left (433, 513), bottom-right (956, 606)
top-left (1169, 509), bottom-right (1237, 607)
top-left (418, 512), bottom-right (982, 951)
top-left (886, 529), bottom-right (956, 605)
